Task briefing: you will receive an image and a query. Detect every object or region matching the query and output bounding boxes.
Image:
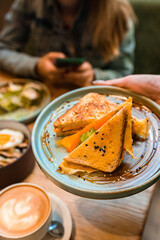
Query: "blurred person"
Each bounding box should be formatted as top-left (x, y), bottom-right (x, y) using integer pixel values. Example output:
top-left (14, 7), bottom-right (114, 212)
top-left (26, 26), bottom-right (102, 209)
top-left (0, 0), bottom-right (136, 87)
top-left (93, 75), bottom-right (160, 104)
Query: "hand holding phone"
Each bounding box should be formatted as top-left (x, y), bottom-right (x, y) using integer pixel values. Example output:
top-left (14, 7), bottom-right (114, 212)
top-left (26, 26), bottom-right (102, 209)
top-left (36, 52), bottom-right (66, 83)
top-left (36, 53), bottom-right (94, 87)
top-left (62, 61), bottom-right (95, 87)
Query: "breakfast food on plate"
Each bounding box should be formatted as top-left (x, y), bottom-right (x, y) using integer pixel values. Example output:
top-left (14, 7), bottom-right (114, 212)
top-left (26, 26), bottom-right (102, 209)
top-left (132, 116), bottom-right (150, 140)
top-left (54, 94), bottom-right (150, 176)
top-left (0, 81), bottom-right (44, 115)
top-left (58, 98), bottom-right (134, 173)
top-left (58, 161), bottom-right (97, 175)
top-left (53, 93), bottom-right (117, 136)
top-left (54, 93), bottom-right (150, 139)
top-left (0, 129), bottom-right (28, 167)
top-left (56, 97), bottom-right (149, 153)
top-left (64, 108), bottom-right (128, 172)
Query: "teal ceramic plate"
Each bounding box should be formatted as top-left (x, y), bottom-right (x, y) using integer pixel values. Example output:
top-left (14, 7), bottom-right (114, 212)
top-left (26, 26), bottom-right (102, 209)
top-left (32, 86), bottom-right (160, 199)
top-left (0, 79), bottom-right (51, 124)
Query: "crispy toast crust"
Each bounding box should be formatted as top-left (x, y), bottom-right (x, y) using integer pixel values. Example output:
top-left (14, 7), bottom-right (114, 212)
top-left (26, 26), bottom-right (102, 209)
top-left (63, 107), bottom-right (127, 172)
top-left (54, 93), bottom-right (117, 130)
top-left (55, 129), bottom-right (79, 137)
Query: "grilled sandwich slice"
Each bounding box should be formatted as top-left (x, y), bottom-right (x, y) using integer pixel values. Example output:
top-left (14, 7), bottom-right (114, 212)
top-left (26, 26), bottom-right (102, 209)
top-left (63, 107), bottom-right (127, 172)
top-left (58, 161), bottom-right (97, 175)
top-left (54, 93), bottom-right (117, 136)
top-left (59, 101), bottom-right (134, 174)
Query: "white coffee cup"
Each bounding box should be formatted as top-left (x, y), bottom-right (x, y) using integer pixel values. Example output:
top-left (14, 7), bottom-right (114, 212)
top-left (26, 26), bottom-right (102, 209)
top-left (0, 183), bottom-right (52, 240)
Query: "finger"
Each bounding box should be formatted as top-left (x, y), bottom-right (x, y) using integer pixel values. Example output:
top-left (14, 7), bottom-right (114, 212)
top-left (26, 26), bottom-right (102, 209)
top-left (64, 70), bottom-right (92, 86)
top-left (47, 71), bottom-right (64, 82)
top-left (53, 65), bottom-right (67, 73)
top-left (76, 62), bottom-right (92, 72)
top-left (45, 60), bottom-right (66, 73)
top-left (47, 52), bottom-right (66, 60)
top-left (63, 70), bottom-right (90, 81)
top-left (63, 73), bottom-right (80, 83)
top-left (43, 60), bottom-right (64, 74)
top-left (50, 68), bottom-right (66, 76)
top-left (93, 78), bottom-right (125, 87)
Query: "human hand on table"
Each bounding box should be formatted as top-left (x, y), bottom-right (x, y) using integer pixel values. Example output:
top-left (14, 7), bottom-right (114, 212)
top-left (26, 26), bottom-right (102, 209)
top-left (62, 62), bottom-right (95, 87)
top-left (93, 75), bottom-right (160, 104)
top-left (36, 52), bottom-right (66, 83)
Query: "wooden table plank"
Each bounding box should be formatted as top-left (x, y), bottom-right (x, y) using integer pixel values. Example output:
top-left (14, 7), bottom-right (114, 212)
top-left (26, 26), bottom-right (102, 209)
top-left (0, 72), bottom-right (157, 240)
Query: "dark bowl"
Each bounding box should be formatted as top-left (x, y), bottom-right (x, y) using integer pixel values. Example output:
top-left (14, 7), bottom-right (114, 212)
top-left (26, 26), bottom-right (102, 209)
top-left (0, 120), bottom-right (35, 189)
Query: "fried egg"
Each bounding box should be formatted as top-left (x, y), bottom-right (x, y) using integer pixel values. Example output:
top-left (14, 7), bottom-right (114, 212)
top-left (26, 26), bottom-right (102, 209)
top-left (0, 129), bottom-right (24, 150)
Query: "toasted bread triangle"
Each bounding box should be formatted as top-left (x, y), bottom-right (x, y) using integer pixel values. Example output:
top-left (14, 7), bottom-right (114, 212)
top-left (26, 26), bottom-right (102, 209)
top-left (54, 93), bottom-right (117, 130)
top-left (63, 107), bottom-right (127, 172)
top-left (124, 102), bottom-right (134, 157)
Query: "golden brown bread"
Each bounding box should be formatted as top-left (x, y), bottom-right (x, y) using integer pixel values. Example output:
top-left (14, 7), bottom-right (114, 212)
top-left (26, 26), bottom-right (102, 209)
top-left (63, 107), bottom-right (127, 172)
top-left (54, 93), bottom-right (117, 131)
top-left (58, 161), bottom-right (97, 174)
top-left (54, 93), bottom-right (149, 140)
top-left (123, 102), bottom-right (134, 158)
top-left (55, 129), bottom-right (79, 137)
top-left (132, 117), bottom-right (150, 140)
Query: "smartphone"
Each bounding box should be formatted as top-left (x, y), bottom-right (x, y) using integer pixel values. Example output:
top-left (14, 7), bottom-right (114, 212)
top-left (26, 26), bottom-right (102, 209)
top-left (55, 58), bottom-right (85, 68)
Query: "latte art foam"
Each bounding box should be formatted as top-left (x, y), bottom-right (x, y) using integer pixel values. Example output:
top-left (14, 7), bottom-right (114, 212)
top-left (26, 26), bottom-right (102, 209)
top-left (1, 196), bottom-right (40, 232)
top-left (0, 185), bottom-right (50, 237)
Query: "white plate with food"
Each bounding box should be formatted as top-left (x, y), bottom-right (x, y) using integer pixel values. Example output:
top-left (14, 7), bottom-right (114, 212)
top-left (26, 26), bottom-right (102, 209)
top-left (32, 86), bottom-right (160, 199)
top-left (0, 79), bottom-right (51, 123)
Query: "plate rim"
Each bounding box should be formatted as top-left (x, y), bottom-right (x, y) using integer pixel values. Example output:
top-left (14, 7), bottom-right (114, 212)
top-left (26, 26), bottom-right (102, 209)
top-left (32, 86), bottom-right (160, 199)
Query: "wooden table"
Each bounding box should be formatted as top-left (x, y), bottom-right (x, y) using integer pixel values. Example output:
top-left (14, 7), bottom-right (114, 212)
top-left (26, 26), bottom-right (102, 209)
top-left (0, 72), bottom-right (157, 240)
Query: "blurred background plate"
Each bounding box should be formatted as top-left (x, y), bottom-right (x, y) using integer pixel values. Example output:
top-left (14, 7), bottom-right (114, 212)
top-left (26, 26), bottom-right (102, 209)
top-left (0, 79), bottom-right (51, 124)
top-left (32, 86), bottom-right (160, 199)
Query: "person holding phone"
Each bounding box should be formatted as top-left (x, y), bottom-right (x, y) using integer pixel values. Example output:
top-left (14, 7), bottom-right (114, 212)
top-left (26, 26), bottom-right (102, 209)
top-left (0, 0), bottom-right (136, 87)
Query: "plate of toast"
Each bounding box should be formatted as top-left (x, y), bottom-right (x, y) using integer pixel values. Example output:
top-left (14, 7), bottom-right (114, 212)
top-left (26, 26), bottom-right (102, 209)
top-left (32, 86), bottom-right (160, 199)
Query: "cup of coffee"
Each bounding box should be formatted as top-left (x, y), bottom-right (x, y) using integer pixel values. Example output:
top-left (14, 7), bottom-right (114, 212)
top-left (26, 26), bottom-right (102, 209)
top-left (0, 183), bottom-right (52, 240)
